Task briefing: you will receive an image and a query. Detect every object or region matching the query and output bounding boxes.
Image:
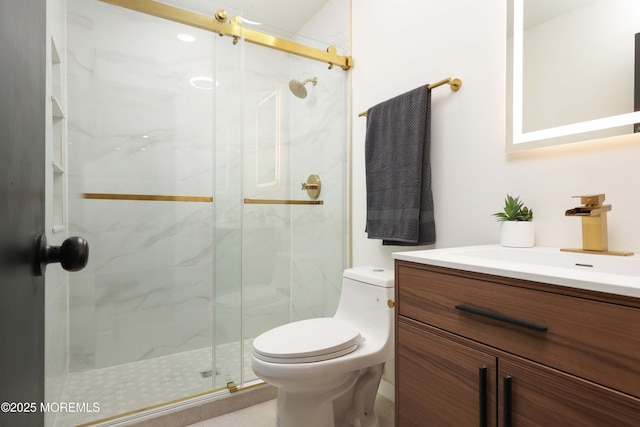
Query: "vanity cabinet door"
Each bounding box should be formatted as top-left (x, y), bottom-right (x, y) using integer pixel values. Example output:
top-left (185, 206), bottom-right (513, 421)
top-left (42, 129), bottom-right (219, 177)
top-left (499, 357), bottom-right (640, 427)
top-left (397, 319), bottom-right (497, 427)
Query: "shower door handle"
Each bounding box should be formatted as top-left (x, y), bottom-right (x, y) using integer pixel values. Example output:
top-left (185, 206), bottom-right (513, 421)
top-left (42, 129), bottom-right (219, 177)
top-left (32, 234), bottom-right (89, 276)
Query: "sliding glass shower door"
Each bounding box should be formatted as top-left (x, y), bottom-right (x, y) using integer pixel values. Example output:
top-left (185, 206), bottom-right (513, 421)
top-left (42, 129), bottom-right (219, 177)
top-left (214, 25), bottom-right (349, 386)
top-left (60, 0), bottom-right (348, 425)
top-left (65, 1), bottom-right (223, 424)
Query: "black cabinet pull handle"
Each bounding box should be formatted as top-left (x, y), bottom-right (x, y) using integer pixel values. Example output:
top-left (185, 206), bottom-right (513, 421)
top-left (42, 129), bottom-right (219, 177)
top-left (479, 366), bottom-right (487, 427)
top-left (455, 304), bottom-right (548, 332)
top-left (503, 375), bottom-right (512, 427)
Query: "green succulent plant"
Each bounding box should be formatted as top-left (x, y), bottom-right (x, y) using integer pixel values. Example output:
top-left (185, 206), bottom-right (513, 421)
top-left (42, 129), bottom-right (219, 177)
top-left (493, 194), bottom-right (533, 222)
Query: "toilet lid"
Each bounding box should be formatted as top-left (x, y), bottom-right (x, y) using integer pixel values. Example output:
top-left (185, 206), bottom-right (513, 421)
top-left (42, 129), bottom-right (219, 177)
top-left (252, 318), bottom-right (362, 364)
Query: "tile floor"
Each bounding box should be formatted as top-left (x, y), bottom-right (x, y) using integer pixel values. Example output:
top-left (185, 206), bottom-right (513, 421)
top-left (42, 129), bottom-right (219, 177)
top-left (184, 394), bottom-right (395, 427)
top-left (55, 341), bottom-right (395, 427)
top-left (57, 341), bottom-right (256, 426)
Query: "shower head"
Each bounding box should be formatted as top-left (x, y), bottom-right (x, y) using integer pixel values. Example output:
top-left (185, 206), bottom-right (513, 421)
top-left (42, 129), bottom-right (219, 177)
top-left (288, 77), bottom-right (317, 99)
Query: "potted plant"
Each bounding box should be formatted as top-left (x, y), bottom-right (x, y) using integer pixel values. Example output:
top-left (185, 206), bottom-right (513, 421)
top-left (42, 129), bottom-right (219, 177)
top-left (492, 194), bottom-right (535, 247)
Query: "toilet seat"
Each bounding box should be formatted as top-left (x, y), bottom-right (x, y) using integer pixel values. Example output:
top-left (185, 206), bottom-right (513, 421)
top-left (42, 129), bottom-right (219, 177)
top-left (252, 318), bottom-right (362, 364)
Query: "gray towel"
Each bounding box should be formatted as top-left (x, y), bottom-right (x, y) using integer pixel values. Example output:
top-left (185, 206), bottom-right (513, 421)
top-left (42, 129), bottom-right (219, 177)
top-left (365, 85), bottom-right (435, 245)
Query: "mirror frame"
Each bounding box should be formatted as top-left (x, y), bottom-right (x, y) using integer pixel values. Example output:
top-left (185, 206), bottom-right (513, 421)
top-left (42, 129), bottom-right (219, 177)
top-left (506, 0), bottom-right (640, 152)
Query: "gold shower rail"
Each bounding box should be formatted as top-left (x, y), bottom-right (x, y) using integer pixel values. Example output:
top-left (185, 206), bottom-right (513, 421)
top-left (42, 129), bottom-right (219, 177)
top-left (357, 77), bottom-right (462, 117)
top-left (99, 0), bottom-right (353, 70)
top-left (83, 193), bottom-right (213, 203)
top-left (244, 198), bottom-right (324, 205)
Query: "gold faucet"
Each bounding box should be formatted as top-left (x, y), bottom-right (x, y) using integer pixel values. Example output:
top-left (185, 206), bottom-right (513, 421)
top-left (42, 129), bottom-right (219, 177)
top-left (562, 194), bottom-right (633, 256)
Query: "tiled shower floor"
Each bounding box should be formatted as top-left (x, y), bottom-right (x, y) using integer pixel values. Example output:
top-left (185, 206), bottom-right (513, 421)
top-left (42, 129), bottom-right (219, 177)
top-left (56, 340), bottom-right (257, 426)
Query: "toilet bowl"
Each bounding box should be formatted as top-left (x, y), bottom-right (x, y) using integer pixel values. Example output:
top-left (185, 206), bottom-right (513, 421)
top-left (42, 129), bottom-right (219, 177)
top-left (251, 266), bottom-right (394, 427)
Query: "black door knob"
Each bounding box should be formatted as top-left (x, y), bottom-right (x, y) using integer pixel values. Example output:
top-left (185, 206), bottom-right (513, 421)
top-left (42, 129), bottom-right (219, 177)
top-left (32, 234), bottom-right (89, 276)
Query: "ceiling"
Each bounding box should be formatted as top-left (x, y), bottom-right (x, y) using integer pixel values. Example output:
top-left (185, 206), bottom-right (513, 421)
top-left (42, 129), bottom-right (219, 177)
top-left (164, 0), bottom-right (331, 34)
top-left (524, 0), bottom-right (596, 29)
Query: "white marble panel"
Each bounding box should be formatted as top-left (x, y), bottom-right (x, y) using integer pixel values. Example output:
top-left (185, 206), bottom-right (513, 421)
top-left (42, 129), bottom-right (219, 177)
top-left (68, 269), bottom-right (96, 371)
top-left (67, 0), bottom-right (215, 370)
top-left (287, 54), bottom-right (347, 320)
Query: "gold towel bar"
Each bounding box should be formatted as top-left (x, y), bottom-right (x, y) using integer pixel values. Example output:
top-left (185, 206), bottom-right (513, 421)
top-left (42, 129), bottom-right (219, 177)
top-left (358, 77), bottom-right (462, 117)
top-left (244, 198), bottom-right (324, 205)
top-left (83, 193), bottom-right (213, 203)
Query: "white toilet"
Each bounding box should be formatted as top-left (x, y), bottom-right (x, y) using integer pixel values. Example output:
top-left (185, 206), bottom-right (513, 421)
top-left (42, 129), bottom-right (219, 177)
top-left (251, 266), bottom-right (395, 427)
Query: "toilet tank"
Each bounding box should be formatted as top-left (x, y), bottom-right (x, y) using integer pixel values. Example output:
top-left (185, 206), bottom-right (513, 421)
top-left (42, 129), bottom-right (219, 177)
top-left (334, 266), bottom-right (395, 336)
top-left (342, 266), bottom-right (394, 289)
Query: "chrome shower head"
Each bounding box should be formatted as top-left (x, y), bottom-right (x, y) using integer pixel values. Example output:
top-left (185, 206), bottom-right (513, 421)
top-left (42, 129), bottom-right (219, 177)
top-left (288, 77), bottom-right (317, 99)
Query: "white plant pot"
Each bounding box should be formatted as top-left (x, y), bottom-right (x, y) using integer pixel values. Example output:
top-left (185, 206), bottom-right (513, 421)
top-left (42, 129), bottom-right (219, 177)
top-left (500, 221), bottom-right (535, 248)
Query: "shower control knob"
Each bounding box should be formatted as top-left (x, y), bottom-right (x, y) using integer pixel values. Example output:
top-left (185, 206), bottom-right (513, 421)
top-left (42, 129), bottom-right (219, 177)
top-left (301, 182), bottom-right (319, 190)
top-left (32, 234), bottom-right (89, 276)
top-left (301, 174), bottom-right (321, 199)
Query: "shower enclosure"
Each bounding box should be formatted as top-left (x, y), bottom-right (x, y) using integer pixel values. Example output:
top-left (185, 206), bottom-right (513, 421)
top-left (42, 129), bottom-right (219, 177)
top-left (56, 0), bottom-right (349, 424)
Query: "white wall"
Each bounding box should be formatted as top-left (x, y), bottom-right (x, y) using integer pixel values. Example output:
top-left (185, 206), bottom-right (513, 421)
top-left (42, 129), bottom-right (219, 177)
top-left (298, 0), bottom-right (350, 53)
top-left (45, 0), bottom-right (68, 425)
top-left (352, 0), bottom-right (640, 270)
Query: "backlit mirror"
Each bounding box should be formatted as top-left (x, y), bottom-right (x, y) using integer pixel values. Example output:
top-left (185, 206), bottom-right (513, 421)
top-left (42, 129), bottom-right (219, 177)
top-left (507, 0), bottom-right (640, 151)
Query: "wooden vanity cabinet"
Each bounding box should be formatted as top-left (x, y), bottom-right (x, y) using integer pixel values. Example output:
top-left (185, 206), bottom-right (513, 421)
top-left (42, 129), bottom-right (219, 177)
top-left (395, 260), bottom-right (640, 427)
top-left (397, 319), bottom-right (497, 426)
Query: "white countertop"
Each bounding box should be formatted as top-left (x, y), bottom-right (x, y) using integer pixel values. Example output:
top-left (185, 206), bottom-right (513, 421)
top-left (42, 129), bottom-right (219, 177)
top-left (393, 245), bottom-right (640, 298)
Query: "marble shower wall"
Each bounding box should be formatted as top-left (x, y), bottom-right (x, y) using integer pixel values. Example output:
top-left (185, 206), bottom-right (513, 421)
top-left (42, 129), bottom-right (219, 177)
top-left (289, 0), bottom-right (350, 322)
top-left (67, 0), bottom-right (216, 371)
top-left (289, 49), bottom-right (348, 322)
top-left (238, 34), bottom-right (348, 340)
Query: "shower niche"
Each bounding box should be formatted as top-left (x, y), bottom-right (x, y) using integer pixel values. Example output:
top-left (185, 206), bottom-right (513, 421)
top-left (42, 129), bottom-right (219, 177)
top-left (255, 89), bottom-right (280, 188)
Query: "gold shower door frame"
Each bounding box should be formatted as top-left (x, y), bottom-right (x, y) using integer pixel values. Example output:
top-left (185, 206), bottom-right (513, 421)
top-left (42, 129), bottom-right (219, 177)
top-left (99, 0), bottom-right (353, 70)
